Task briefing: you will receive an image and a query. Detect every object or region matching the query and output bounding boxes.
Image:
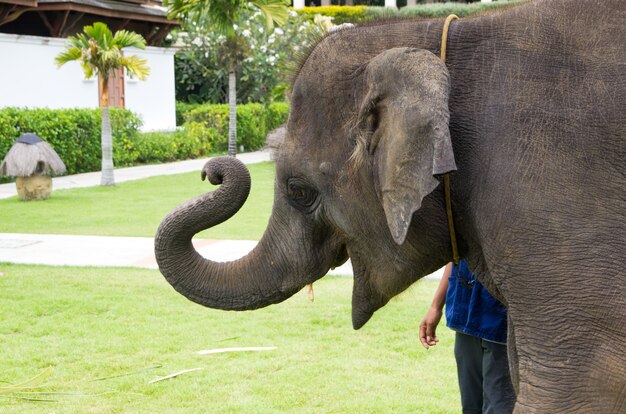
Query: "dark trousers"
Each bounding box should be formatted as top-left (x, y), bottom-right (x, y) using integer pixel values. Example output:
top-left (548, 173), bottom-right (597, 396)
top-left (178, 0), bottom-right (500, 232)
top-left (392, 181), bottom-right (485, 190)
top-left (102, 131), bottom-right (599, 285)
top-left (454, 331), bottom-right (516, 414)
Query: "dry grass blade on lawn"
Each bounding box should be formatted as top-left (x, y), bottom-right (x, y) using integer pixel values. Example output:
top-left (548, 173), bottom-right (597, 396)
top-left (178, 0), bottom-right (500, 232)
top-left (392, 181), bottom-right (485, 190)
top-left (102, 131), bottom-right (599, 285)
top-left (0, 367), bottom-right (53, 394)
top-left (197, 347), bottom-right (277, 355)
top-left (92, 364), bottom-right (163, 381)
top-left (149, 368), bottom-right (203, 384)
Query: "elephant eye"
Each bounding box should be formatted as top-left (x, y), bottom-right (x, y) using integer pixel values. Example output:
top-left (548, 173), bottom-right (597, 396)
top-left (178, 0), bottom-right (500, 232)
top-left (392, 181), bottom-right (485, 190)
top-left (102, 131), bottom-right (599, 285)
top-left (286, 178), bottom-right (319, 213)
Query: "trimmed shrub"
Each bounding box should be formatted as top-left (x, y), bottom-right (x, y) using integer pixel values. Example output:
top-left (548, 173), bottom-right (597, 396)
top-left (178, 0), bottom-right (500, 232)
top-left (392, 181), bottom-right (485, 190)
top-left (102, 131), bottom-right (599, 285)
top-left (131, 126), bottom-right (219, 164)
top-left (183, 102), bottom-right (289, 152)
top-left (294, 2), bottom-right (521, 25)
top-left (295, 6), bottom-right (368, 24)
top-left (0, 107), bottom-right (142, 176)
top-left (367, 1), bottom-right (522, 20)
top-left (175, 101), bottom-right (203, 126)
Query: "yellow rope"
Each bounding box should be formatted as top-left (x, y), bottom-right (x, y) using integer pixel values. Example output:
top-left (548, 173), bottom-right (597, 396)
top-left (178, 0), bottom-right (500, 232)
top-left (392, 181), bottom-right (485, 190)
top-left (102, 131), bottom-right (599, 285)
top-left (440, 14), bottom-right (458, 63)
top-left (441, 14), bottom-right (459, 265)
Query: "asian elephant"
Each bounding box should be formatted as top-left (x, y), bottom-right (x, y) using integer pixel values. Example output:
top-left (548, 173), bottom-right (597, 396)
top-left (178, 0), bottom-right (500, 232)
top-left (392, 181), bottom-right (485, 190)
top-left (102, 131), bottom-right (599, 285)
top-left (155, 0), bottom-right (625, 412)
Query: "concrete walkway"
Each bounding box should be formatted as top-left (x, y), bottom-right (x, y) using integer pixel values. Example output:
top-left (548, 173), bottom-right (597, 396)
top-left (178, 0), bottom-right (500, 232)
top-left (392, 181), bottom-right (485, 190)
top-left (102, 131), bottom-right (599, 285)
top-left (0, 149), bottom-right (443, 279)
top-left (0, 233), bottom-right (359, 276)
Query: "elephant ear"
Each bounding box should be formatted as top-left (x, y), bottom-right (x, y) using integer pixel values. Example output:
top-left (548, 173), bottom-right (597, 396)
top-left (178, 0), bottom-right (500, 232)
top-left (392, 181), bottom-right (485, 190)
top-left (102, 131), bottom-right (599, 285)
top-left (358, 47), bottom-right (456, 245)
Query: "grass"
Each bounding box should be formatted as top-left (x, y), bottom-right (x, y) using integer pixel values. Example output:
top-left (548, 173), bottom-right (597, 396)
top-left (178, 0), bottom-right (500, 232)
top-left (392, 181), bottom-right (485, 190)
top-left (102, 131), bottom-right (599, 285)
top-left (0, 264), bottom-right (460, 413)
top-left (0, 162), bottom-right (275, 240)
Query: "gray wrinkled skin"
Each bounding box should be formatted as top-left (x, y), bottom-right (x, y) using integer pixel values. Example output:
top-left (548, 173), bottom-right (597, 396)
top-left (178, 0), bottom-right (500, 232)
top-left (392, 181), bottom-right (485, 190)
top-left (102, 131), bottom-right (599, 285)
top-left (156, 1), bottom-right (625, 412)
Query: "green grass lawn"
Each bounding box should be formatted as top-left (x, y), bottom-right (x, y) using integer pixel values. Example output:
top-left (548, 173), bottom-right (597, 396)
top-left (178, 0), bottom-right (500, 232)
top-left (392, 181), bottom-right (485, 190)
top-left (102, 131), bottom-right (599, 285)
top-left (0, 162), bottom-right (275, 240)
top-left (0, 264), bottom-right (460, 413)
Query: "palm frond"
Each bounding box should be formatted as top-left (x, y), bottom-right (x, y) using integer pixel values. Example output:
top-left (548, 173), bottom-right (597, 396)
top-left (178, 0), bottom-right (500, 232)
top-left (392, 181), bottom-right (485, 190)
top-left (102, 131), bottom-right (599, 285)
top-left (55, 21), bottom-right (149, 82)
top-left (99, 48), bottom-right (122, 67)
top-left (81, 62), bottom-right (95, 79)
top-left (166, 0), bottom-right (246, 32)
top-left (68, 33), bottom-right (90, 50)
top-left (120, 55), bottom-right (150, 80)
top-left (113, 30), bottom-right (147, 49)
top-left (250, 0), bottom-right (290, 31)
top-left (84, 22), bottom-right (113, 49)
top-left (54, 47), bottom-right (82, 67)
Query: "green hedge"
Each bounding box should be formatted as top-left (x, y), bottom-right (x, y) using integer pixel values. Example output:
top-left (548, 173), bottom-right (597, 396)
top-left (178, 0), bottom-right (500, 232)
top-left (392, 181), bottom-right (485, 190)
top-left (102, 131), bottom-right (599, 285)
top-left (294, 2), bottom-right (521, 25)
top-left (1, 103), bottom-right (289, 182)
top-left (183, 102), bottom-right (289, 152)
top-left (175, 101), bottom-right (203, 126)
top-left (0, 107), bottom-right (141, 176)
top-left (368, 2), bottom-right (522, 20)
top-left (295, 6), bottom-right (368, 24)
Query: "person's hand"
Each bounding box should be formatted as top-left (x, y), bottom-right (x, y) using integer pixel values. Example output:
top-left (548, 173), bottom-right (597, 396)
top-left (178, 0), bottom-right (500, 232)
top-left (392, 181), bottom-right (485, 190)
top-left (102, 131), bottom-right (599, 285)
top-left (419, 306), bottom-right (443, 349)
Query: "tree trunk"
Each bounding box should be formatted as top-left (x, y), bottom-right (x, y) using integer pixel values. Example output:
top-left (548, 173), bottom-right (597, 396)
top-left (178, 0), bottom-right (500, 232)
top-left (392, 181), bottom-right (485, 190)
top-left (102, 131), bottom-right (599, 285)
top-left (228, 69), bottom-right (237, 157)
top-left (99, 74), bottom-right (115, 186)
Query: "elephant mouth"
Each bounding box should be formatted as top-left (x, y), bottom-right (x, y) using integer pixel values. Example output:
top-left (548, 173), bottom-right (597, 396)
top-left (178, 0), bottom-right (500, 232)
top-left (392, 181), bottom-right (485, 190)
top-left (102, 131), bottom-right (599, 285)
top-left (330, 244), bottom-right (349, 270)
top-left (347, 248), bottom-right (390, 330)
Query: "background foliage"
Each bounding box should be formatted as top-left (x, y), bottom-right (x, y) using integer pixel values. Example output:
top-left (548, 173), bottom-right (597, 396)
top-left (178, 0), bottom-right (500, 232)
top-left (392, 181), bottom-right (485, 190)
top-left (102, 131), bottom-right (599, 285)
top-left (181, 101), bottom-right (289, 152)
top-left (174, 8), bottom-right (320, 104)
top-left (295, 5), bottom-right (369, 24)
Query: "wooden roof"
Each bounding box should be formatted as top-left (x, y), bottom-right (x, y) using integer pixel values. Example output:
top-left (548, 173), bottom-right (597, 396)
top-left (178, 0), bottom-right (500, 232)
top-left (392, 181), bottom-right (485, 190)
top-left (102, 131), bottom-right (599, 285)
top-left (0, 0), bottom-right (178, 45)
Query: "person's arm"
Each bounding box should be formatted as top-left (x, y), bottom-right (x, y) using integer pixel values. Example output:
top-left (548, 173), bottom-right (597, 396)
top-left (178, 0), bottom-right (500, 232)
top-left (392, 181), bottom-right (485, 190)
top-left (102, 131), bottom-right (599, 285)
top-left (419, 263), bottom-right (452, 349)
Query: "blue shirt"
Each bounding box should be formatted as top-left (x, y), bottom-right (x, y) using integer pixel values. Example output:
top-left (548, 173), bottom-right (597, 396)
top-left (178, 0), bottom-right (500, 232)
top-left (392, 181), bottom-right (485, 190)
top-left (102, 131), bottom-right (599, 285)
top-left (445, 260), bottom-right (508, 344)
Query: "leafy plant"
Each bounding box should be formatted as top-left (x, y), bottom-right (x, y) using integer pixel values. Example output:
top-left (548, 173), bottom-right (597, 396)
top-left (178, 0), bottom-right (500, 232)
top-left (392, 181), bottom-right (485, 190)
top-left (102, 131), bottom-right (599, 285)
top-left (166, 0), bottom-right (290, 157)
top-left (182, 101), bottom-right (289, 151)
top-left (295, 5), bottom-right (368, 24)
top-left (173, 9), bottom-right (319, 105)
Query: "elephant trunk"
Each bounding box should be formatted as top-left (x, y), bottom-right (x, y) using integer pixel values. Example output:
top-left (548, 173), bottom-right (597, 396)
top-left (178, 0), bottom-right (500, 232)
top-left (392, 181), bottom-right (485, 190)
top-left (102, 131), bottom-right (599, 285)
top-left (154, 157), bottom-right (326, 310)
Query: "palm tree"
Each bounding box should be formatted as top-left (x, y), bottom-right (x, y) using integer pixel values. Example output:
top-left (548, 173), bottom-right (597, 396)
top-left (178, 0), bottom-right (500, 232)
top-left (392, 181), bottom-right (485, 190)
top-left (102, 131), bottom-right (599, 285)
top-left (166, 0), bottom-right (289, 157)
top-left (55, 22), bottom-right (150, 186)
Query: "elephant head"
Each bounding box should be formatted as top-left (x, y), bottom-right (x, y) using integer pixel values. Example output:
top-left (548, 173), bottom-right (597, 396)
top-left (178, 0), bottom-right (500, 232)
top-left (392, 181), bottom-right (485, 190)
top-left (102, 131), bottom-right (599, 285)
top-left (155, 38), bottom-right (457, 329)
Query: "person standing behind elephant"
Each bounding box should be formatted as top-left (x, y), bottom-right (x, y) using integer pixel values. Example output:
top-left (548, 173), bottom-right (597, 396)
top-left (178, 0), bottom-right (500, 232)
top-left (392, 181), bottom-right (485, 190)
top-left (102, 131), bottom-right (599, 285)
top-left (419, 260), bottom-right (515, 414)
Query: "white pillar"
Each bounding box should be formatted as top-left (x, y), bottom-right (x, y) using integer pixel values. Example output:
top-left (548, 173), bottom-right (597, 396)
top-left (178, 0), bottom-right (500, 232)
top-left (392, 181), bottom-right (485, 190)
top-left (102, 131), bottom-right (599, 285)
top-left (385, 0), bottom-right (396, 8)
top-left (293, 0), bottom-right (305, 8)
top-left (481, 0), bottom-right (493, 3)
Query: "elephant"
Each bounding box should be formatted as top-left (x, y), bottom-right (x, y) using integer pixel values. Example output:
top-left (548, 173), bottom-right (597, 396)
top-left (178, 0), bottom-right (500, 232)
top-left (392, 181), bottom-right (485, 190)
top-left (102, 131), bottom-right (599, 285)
top-left (155, 0), bottom-right (625, 412)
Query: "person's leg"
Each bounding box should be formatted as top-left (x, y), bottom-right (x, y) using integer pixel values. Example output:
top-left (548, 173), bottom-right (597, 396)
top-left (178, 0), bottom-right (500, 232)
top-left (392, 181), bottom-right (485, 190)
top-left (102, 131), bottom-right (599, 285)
top-left (481, 339), bottom-right (516, 414)
top-left (454, 331), bottom-right (483, 414)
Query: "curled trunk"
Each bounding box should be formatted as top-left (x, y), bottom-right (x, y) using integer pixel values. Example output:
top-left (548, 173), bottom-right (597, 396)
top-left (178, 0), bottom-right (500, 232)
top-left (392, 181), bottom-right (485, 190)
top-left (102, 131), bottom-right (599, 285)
top-left (155, 157), bottom-right (335, 310)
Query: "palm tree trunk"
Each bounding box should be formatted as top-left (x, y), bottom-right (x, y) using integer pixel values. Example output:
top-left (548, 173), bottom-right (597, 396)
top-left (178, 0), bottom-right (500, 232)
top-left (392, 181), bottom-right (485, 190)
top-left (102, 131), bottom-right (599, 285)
top-left (99, 74), bottom-right (115, 186)
top-left (228, 68), bottom-right (237, 157)
top-left (100, 106), bottom-right (115, 186)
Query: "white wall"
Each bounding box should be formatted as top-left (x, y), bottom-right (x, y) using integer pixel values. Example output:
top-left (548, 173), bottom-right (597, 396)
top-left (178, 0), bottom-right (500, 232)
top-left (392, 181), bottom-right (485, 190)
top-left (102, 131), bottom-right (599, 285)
top-left (0, 33), bottom-right (176, 131)
top-left (124, 46), bottom-right (177, 131)
top-left (0, 34), bottom-right (98, 109)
